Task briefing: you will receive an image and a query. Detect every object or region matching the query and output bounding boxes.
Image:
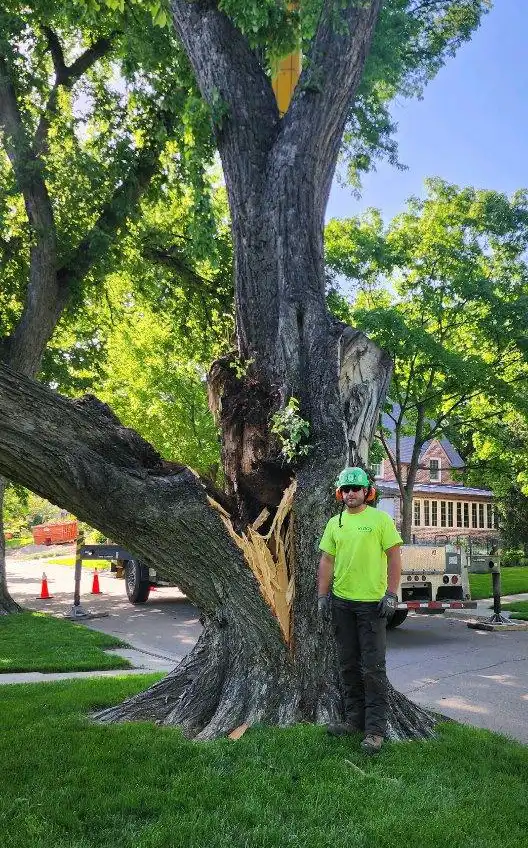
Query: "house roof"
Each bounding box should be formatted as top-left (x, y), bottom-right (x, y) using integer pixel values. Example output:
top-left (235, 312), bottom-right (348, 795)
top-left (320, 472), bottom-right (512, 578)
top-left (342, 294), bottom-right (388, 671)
top-left (379, 481), bottom-right (493, 498)
top-left (381, 405), bottom-right (465, 469)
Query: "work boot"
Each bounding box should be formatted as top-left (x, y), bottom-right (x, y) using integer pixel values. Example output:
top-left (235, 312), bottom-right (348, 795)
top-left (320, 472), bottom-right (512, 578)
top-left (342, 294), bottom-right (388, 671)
top-left (326, 721), bottom-right (362, 737)
top-left (360, 734), bottom-right (384, 755)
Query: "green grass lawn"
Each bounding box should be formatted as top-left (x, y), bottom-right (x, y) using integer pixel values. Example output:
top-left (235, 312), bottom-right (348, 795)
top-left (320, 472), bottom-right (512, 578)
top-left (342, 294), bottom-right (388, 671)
top-left (5, 536), bottom-right (33, 549)
top-left (45, 555), bottom-right (111, 570)
top-left (0, 612), bottom-right (131, 673)
top-left (0, 676), bottom-right (527, 848)
top-left (469, 566), bottom-right (528, 600)
top-left (501, 601), bottom-right (528, 621)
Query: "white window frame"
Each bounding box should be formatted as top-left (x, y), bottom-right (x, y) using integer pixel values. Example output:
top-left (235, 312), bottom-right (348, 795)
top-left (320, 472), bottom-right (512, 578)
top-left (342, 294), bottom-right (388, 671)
top-left (429, 458), bottom-right (441, 482)
top-left (448, 501), bottom-right (454, 528)
top-left (372, 460), bottom-right (384, 479)
top-left (413, 500), bottom-right (421, 527)
top-left (431, 500), bottom-right (438, 527)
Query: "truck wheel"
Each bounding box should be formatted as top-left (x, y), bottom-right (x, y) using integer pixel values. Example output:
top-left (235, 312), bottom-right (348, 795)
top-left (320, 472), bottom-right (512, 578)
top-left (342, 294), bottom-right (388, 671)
top-left (125, 560), bottom-right (150, 604)
top-left (387, 610), bottom-right (408, 630)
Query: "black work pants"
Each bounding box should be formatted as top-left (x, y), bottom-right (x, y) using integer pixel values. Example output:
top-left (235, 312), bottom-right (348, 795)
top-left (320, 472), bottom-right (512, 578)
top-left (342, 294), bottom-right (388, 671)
top-left (332, 596), bottom-right (388, 737)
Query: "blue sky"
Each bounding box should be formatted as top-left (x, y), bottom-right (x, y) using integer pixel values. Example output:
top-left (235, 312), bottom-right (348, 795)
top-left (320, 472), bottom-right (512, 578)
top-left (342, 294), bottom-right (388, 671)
top-left (327, 0), bottom-right (527, 223)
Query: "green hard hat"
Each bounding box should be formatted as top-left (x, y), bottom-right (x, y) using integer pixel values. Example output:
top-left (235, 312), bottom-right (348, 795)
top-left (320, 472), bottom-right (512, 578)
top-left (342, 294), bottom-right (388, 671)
top-left (335, 467), bottom-right (370, 489)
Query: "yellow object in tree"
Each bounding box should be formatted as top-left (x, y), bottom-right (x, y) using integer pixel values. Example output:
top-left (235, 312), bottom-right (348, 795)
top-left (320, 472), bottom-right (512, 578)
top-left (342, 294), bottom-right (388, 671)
top-left (272, 51), bottom-right (301, 116)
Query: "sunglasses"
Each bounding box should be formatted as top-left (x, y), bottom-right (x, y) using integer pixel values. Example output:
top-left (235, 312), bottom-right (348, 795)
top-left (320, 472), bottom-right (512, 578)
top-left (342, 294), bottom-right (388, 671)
top-left (341, 485), bottom-right (364, 493)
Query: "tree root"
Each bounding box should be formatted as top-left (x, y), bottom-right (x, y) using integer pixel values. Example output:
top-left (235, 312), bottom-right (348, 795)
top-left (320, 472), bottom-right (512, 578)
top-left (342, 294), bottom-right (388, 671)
top-left (0, 585), bottom-right (22, 615)
top-left (95, 621), bottom-right (441, 742)
top-left (386, 683), bottom-right (440, 740)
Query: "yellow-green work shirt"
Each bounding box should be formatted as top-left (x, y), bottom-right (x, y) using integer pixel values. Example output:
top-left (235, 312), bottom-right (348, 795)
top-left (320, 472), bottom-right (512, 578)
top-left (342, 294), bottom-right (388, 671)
top-left (319, 506), bottom-right (403, 602)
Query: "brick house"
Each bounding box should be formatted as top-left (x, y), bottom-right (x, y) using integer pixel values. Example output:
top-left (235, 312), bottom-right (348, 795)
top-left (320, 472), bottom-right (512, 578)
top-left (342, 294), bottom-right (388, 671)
top-left (374, 432), bottom-right (498, 543)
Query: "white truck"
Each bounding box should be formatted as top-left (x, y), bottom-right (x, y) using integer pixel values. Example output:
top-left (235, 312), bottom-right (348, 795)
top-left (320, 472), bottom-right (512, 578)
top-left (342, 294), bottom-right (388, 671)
top-left (388, 544), bottom-right (476, 628)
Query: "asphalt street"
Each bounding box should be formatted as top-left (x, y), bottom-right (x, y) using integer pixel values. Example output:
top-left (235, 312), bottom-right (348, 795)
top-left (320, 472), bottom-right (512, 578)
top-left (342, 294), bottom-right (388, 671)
top-left (6, 556), bottom-right (528, 742)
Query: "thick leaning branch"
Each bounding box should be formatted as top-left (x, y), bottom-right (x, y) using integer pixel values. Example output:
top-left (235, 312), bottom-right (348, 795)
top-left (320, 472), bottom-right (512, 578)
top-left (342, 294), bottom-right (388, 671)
top-left (0, 52), bottom-right (56, 252)
top-left (0, 365), bottom-right (284, 644)
top-left (0, 51), bottom-right (59, 376)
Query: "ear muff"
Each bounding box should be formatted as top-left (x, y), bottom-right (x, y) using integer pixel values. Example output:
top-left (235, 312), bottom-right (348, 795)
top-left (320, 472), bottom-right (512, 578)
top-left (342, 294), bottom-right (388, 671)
top-left (335, 488), bottom-right (343, 502)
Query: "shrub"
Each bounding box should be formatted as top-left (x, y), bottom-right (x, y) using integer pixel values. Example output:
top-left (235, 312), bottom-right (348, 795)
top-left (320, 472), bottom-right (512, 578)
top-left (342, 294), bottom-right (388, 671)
top-left (502, 549), bottom-right (525, 568)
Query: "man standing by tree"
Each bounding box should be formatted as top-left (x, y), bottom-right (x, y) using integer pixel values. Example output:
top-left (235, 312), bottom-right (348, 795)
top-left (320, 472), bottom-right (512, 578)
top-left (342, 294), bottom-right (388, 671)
top-left (317, 468), bottom-right (403, 754)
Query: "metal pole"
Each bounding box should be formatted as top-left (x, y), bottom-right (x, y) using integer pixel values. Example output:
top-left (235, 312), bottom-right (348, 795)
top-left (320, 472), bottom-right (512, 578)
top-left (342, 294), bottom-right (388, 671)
top-left (67, 530), bottom-right (90, 619)
top-left (492, 569), bottom-right (501, 617)
top-left (488, 561), bottom-right (509, 625)
top-left (73, 531), bottom-right (84, 607)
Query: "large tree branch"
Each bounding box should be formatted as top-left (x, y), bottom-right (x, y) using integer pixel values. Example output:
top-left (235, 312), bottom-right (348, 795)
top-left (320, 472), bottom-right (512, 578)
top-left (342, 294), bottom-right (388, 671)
top-left (0, 364), bottom-right (282, 645)
top-left (0, 53), bottom-right (55, 243)
top-left (0, 51), bottom-right (59, 375)
top-left (34, 28), bottom-right (116, 157)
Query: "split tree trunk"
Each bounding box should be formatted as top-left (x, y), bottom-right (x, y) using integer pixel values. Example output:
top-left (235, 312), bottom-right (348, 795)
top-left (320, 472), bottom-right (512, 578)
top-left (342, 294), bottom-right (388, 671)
top-left (0, 365), bottom-right (439, 740)
top-left (0, 1), bottom-right (442, 738)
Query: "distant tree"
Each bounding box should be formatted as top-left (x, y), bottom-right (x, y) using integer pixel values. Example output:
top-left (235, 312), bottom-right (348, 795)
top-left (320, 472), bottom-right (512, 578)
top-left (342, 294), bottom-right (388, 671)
top-left (0, 0), bottom-right (215, 610)
top-left (326, 180), bottom-right (528, 541)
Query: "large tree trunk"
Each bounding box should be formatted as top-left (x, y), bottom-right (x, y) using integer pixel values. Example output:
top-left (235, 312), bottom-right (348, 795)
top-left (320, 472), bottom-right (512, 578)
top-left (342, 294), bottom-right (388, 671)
top-left (0, 330), bottom-right (438, 740)
top-left (0, 2), bottom-right (441, 738)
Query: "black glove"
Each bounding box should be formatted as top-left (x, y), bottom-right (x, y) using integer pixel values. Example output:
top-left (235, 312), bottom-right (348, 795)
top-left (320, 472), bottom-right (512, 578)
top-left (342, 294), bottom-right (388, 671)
top-left (377, 591), bottom-right (398, 619)
top-left (317, 594), bottom-right (330, 619)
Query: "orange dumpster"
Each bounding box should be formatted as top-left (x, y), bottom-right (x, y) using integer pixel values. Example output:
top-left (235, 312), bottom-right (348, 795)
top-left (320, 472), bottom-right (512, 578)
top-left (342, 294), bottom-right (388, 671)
top-left (32, 521), bottom-right (78, 546)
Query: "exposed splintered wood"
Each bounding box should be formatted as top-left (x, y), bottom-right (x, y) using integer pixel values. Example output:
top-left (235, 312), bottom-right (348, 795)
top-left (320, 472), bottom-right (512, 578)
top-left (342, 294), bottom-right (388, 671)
top-left (208, 481), bottom-right (296, 643)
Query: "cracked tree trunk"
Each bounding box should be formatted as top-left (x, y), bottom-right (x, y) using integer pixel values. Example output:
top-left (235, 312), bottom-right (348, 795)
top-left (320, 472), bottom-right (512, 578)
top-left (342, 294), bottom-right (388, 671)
top-left (0, 0), bottom-right (442, 737)
top-left (0, 306), bottom-right (439, 741)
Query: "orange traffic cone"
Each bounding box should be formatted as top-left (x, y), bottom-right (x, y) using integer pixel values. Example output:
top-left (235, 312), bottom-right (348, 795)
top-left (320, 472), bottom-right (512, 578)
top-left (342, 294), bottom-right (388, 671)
top-left (90, 569), bottom-right (101, 595)
top-left (37, 572), bottom-right (53, 599)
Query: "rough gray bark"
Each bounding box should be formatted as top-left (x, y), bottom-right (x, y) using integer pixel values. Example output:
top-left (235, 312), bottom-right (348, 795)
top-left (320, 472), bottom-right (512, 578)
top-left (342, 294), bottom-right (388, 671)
top-left (0, 478), bottom-right (21, 614)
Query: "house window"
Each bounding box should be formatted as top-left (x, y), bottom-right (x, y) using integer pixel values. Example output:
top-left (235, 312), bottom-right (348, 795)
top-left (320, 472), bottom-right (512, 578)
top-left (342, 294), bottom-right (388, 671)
top-left (424, 500), bottom-right (430, 526)
top-left (463, 503), bottom-right (469, 528)
top-left (478, 503), bottom-right (484, 528)
top-left (456, 502), bottom-right (462, 527)
top-left (429, 459), bottom-right (441, 482)
top-left (486, 504), bottom-right (493, 529)
top-left (372, 461), bottom-right (384, 478)
top-left (414, 501), bottom-right (421, 527)
top-left (471, 503), bottom-right (477, 528)
top-left (431, 501), bottom-right (438, 526)
top-left (440, 501), bottom-right (447, 527)
top-left (448, 502), bottom-right (454, 527)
